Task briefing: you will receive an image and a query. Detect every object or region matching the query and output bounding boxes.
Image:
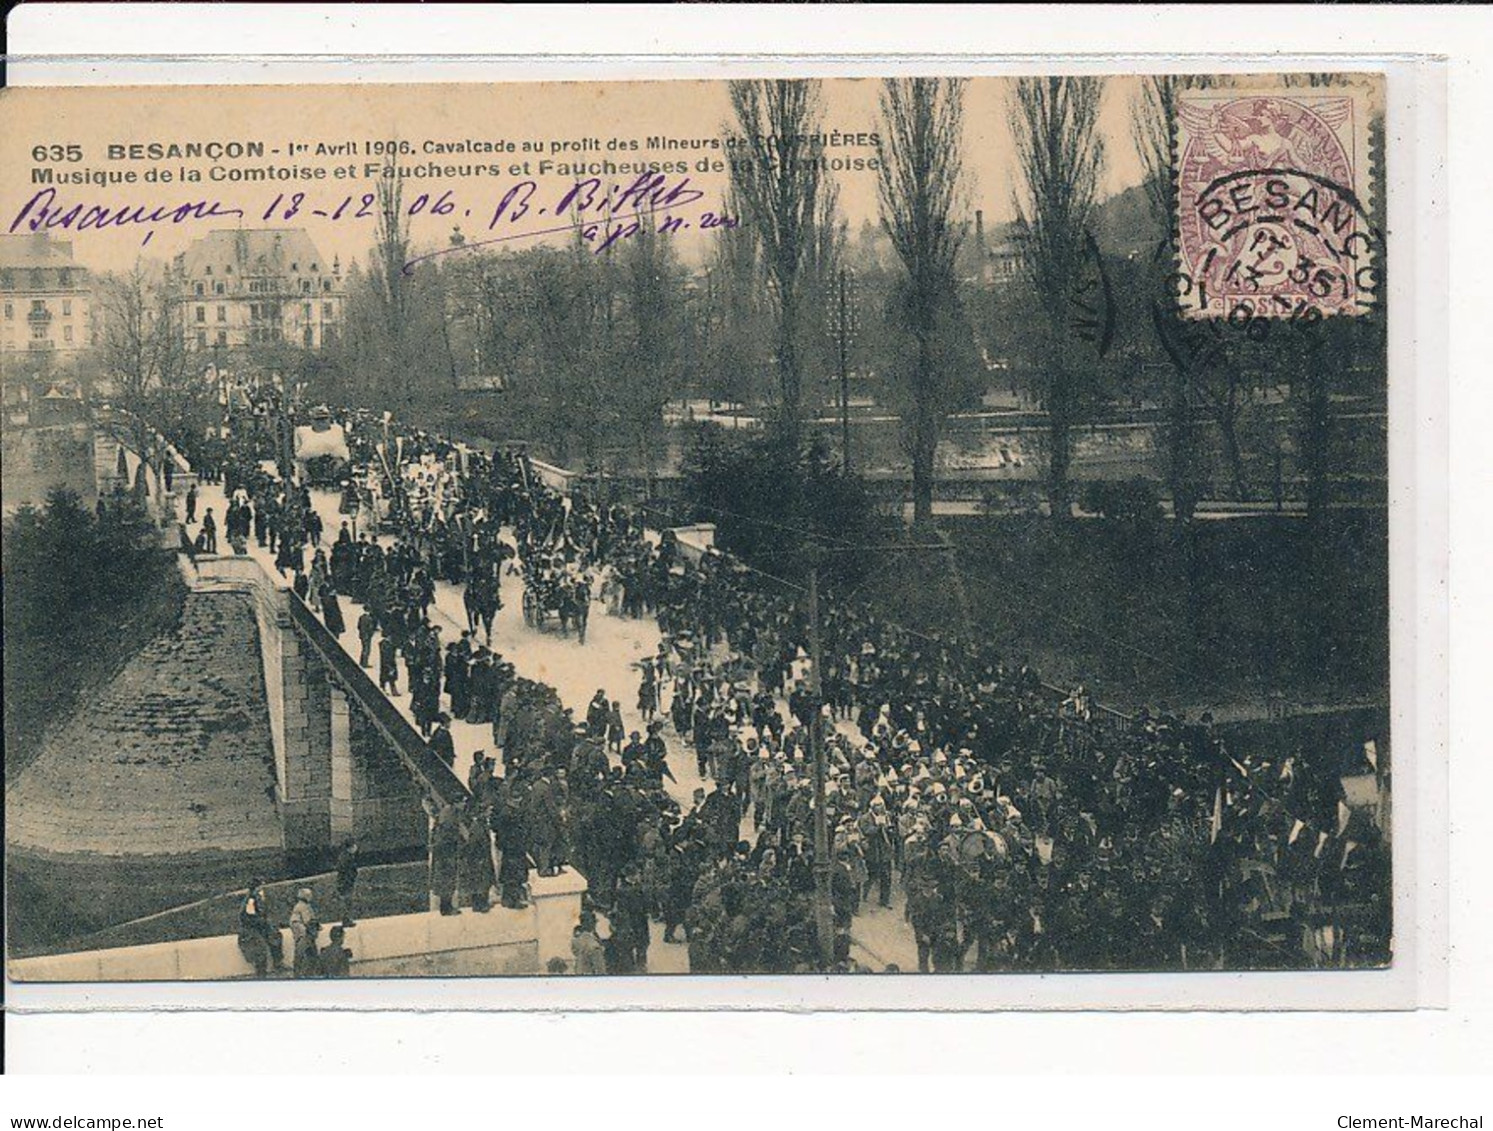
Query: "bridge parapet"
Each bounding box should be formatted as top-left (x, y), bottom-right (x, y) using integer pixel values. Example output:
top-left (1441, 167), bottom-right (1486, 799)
top-left (7, 870), bottom-right (587, 981)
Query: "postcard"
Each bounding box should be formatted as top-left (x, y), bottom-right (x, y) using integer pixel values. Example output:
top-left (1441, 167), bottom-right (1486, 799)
top-left (1, 71), bottom-right (1405, 997)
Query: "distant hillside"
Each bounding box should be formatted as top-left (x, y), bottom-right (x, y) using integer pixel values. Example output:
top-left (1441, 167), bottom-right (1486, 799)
top-left (1089, 183), bottom-right (1162, 260)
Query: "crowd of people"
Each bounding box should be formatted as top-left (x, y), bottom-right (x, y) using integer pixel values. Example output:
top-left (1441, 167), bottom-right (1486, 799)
top-left (194, 388), bottom-right (1387, 975)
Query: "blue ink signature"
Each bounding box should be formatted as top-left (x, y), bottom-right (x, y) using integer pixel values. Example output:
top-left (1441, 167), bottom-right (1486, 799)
top-left (400, 172), bottom-right (738, 273)
top-left (4, 172), bottom-right (741, 261)
top-left (8, 188), bottom-right (244, 246)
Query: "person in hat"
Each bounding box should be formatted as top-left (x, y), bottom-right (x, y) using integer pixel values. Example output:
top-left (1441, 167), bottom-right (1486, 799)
top-left (289, 886), bottom-right (320, 977)
top-left (586, 689), bottom-right (610, 739)
top-left (236, 878), bottom-right (283, 977)
top-left (334, 838), bottom-right (360, 928)
top-left (430, 802), bottom-right (464, 915)
top-left (858, 796), bottom-right (896, 908)
top-left (570, 909), bottom-right (607, 975)
top-left (428, 713), bottom-right (456, 770)
top-left (460, 803), bottom-right (496, 911)
top-left (356, 607), bottom-right (378, 668)
top-left (643, 720), bottom-right (674, 786)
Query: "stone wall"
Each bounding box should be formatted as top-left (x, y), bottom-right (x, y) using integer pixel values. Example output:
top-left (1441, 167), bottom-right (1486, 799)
top-left (0, 421), bottom-right (96, 514)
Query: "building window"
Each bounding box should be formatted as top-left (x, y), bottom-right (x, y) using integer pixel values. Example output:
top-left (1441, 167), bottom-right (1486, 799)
top-left (310, 264), bottom-right (317, 272)
top-left (196, 330), bottom-right (207, 347)
top-left (195, 282), bottom-right (205, 296)
top-left (323, 280), bottom-right (332, 293)
top-left (30, 269), bottom-right (43, 288)
top-left (62, 300), bottom-right (72, 316)
top-left (31, 299), bottom-right (45, 315)
top-left (301, 280), bottom-right (311, 293)
top-left (322, 302), bottom-right (334, 318)
top-left (225, 264), bottom-right (233, 275)
top-left (195, 306), bottom-right (206, 323)
top-left (217, 305), bottom-right (226, 322)
top-left (1, 270), bottom-right (13, 288)
top-left (214, 282), bottom-right (224, 295)
top-left (31, 323), bottom-right (47, 340)
top-left (59, 269), bottom-right (72, 288)
top-left (205, 265), bottom-right (212, 275)
top-left (303, 327), bottom-right (314, 347)
top-left (302, 302), bottom-right (311, 319)
top-left (64, 325), bottom-right (73, 343)
top-left (291, 262), bottom-right (298, 271)
top-left (216, 330), bottom-right (227, 347)
top-left (3, 303), bottom-right (11, 320)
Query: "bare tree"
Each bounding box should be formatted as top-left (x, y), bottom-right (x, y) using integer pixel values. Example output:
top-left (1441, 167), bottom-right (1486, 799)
top-left (97, 263), bottom-right (196, 458)
top-left (372, 169), bottom-right (413, 405)
top-left (1010, 76), bottom-right (1107, 521)
top-left (877, 77), bottom-right (974, 526)
top-left (617, 201), bottom-right (687, 493)
top-left (727, 79), bottom-right (831, 438)
top-left (702, 186), bottom-right (770, 409)
top-left (1132, 75), bottom-right (1205, 519)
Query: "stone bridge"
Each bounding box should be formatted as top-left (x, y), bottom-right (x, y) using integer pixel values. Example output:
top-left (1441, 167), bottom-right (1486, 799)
top-left (190, 552), bottom-right (462, 860)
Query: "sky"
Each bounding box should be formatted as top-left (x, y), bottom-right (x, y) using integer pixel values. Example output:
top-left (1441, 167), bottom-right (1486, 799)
top-left (0, 76), bottom-right (1153, 276)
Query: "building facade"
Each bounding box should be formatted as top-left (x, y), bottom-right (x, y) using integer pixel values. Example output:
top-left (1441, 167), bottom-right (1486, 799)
top-left (173, 229), bottom-right (344, 354)
top-left (0, 233), bottom-right (94, 388)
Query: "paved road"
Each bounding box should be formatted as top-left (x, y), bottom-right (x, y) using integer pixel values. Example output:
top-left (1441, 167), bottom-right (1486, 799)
top-left (183, 480), bottom-right (918, 972)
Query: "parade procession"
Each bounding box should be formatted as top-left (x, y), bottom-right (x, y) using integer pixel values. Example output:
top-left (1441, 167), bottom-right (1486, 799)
top-left (143, 373), bottom-right (1389, 977)
top-left (4, 71), bottom-right (1393, 985)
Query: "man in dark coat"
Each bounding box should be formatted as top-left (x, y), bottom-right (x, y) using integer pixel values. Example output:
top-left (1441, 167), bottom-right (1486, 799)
top-left (525, 770), bottom-right (563, 876)
top-left (494, 786), bottom-right (532, 909)
top-left (428, 714), bottom-right (456, 770)
top-left (586, 689), bottom-right (611, 738)
top-left (443, 642), bottom-right (470, 721)
top-left (430, 802), bottom-right (463, 915)
top-left (857, 798), bottom-right (896, 908)
top-left (334, 838), bottom-right (360, 927)
top-left (612, 867), bottom-right (653, 973)
top-left (461, 805), bottom-right (496, 912)
top-left (236, 879), bottom-right (282, 976)
top-left (357, 609), bottom-right (377, 668)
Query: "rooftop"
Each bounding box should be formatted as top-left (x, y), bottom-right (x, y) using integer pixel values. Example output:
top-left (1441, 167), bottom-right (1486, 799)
top-left (0, 233), bottom-right (81, 270)
top-left (175, 228), bottom-right (338, 278)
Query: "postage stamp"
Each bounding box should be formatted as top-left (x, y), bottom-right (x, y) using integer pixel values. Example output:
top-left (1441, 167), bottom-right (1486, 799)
top-left (1175, 81), bottom-right (1379, 320)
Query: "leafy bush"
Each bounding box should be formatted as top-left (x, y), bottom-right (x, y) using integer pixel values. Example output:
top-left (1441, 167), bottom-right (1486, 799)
top-left (680, 424), bottom-right (888, 587)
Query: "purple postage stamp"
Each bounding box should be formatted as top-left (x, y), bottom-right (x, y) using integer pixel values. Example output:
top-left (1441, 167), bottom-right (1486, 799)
top-left (1175, 82), bottom-right (1378, 320)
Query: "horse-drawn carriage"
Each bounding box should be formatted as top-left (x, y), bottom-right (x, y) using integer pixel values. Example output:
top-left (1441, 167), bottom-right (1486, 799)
top-left (522, 569), bottom-right (573, 632)
top-left (520, 562), bottom-right (590, 636)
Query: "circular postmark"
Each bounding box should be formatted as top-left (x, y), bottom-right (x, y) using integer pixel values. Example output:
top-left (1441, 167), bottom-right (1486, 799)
top-left (1176, 94), bottom-right (1379, 321)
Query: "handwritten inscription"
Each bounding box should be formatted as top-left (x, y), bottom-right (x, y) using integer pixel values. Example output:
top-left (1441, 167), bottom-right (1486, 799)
top-left (6, 172), bottom-right (740, 267)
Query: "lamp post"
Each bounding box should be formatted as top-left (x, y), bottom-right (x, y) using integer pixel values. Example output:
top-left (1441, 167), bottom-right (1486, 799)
top-left (804, 541), bottom-right (835, 969)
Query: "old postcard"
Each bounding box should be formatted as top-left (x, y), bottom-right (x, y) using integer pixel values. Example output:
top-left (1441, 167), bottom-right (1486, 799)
top-left (1, 71), bottom-right (1397, 991)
